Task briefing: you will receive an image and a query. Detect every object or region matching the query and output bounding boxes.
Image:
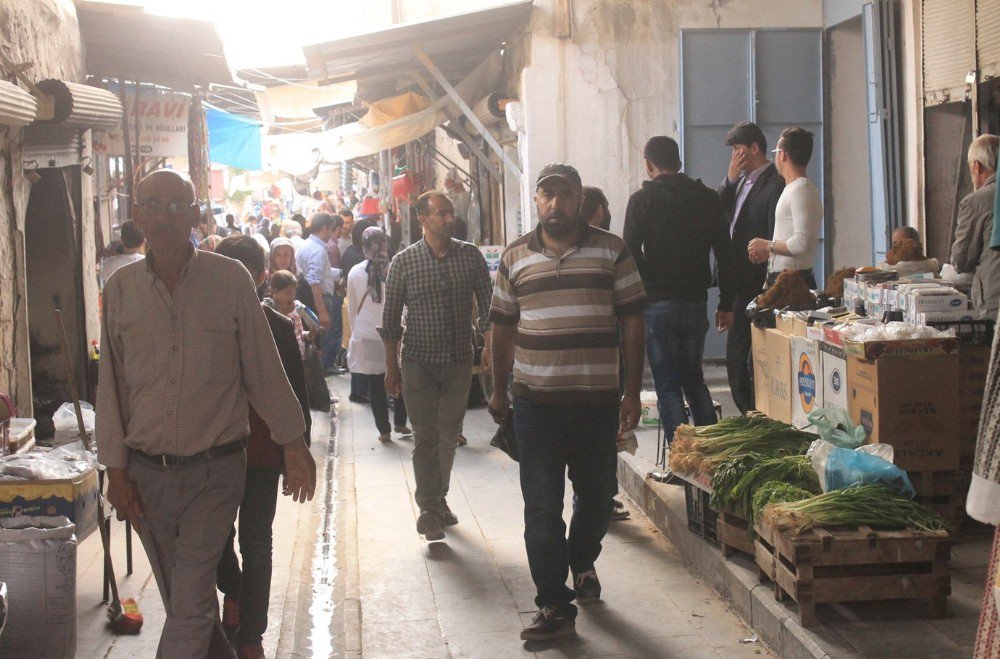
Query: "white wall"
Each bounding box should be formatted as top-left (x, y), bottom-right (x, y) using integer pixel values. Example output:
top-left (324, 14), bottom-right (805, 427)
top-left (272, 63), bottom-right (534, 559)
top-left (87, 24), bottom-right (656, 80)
top-left (516, 0), bottom-right (824, 233)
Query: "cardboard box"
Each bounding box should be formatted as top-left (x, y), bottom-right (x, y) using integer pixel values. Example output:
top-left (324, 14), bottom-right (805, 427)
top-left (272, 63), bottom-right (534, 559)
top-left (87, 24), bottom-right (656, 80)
top-left (908, 292), bottom-right (967, 315)
top-left (843, 337), bottom-right (959, 360)
top-left (820, 341), bottom-right (849, 411)
top-left (848, 355), bottom-right (960, 472)
top-left (0, 467), bottom-right (98, 540)
top-left (917, 310), bottom-right (976, 324)
top-left (775, 313), bottom-right (796, 337)
top-left (790, 336), bottom-right (823, 430)
top-left (765, 328), bottom-right (793, 424)
top-left (958, 346), bottom-right (990, 460)
top-left (751, 325), bottom-right (770, 416)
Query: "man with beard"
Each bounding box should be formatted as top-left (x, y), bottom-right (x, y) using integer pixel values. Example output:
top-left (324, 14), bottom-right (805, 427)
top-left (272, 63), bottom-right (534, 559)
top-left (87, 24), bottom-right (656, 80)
top-left (489, 164), bottom-right (647, 641)
top-left (96, 169), bottom-right (316, 657)
top-left (380, 191), bottom-right (493, 541)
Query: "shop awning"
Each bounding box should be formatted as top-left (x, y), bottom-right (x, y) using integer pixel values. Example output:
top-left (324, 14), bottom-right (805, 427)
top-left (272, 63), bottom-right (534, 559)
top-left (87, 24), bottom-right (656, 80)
top-left (32, 79), bottom-right (123, 129)
top-left (302, 0), bottom-right (532, 101)
top-left (77, 1), bottom-right (233, 88)
top-left (206, 107), bottom-right (263, 171)
top-left (0, 79), bottom-right (37, 128)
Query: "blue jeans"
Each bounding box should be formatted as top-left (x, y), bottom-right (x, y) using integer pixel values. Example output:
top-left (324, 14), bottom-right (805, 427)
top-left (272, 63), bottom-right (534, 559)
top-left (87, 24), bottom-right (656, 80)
top-left (514, 397), bottom-right (618, 613)
top-left (321, 293), bottom-right (344, 371)
top-left (645, 300), bottom-right (718, 444)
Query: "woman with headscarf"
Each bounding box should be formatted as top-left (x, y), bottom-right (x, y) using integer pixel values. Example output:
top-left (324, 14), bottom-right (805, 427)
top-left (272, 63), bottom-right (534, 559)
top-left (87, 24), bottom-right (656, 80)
top-left (347, 226), bottom-right (410, 442)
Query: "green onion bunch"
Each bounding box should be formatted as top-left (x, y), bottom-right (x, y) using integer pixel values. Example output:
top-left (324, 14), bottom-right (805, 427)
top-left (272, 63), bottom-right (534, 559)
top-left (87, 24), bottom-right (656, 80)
top-left (711, 455), bottom-right (820, 523)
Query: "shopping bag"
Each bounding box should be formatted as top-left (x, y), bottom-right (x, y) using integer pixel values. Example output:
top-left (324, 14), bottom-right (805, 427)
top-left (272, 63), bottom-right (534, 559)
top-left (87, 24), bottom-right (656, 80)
top-left (302, 345), bottom-right (331, 413)
top-left (489, 416), bottom-right (518, 462)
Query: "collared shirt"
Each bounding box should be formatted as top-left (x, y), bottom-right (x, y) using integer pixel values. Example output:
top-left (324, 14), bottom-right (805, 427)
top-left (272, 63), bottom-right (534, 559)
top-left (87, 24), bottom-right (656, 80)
top-left (489, 225), bottom-right (648, 405)
top-left (296, 234), bottom-right (338, 295)
top-left (95, 249), bottom-right (306, 470)
top-left (99, 253), bottom-right (144, 288)
top-left (379, 238), bottom-right (493, 366)
top-left (730, 161), bottom-right (773, 237)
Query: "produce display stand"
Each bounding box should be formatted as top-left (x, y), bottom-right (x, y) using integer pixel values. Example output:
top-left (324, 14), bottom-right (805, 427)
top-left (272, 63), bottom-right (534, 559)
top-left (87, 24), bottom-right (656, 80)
top-left (674, 471), bottom-right (719, 546)
top-left (717, 508), bottom-right (755, 558)
top-left (754, 518), bottom-right (951, 626)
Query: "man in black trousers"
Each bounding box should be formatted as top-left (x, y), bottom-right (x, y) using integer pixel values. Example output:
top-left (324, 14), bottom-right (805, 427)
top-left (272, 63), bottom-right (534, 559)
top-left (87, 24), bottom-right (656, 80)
top-left (718, 122), bottom-right (785, 414)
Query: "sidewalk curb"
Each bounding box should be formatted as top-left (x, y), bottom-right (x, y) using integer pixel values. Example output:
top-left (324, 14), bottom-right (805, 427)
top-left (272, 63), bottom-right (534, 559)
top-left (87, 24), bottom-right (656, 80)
top-left (616, 452), bottom-right (863, 659)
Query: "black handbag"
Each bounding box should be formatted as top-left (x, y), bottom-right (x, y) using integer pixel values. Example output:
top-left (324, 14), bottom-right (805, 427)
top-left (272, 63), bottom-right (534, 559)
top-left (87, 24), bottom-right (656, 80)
top-left (302, 344), bottom-right (331, 413)
top-left (489, 415), bottom-right (518, 462)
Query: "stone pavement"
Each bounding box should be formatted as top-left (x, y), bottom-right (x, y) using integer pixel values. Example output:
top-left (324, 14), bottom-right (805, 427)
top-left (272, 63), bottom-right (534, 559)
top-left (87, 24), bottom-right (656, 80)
top-left (330, 374), bottom-right (772, 658)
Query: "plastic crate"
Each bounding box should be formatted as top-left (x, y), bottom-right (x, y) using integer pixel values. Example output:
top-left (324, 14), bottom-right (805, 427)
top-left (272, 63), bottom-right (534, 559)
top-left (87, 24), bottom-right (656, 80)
top-left (927, 319), bottom-right (995, 347)
top-left (683, 482), bottom-right (719, 545)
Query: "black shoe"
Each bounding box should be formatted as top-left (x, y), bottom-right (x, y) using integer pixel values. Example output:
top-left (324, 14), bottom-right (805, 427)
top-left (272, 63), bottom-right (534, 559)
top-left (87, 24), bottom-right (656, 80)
top-left (572, 568), bottom-right (602, 602)
top-left (441, 499), bottom-right (458, 526)
top-left (609, 498), bottom-right (630, 521)
top-left (348, 394), bottom-right (369, 403)
top-left (520, 605), bottom-right (576, 641)
top-left (648, 470), bottom-right (683, 485)
top-left (416, 510), bottom-right (445, 540)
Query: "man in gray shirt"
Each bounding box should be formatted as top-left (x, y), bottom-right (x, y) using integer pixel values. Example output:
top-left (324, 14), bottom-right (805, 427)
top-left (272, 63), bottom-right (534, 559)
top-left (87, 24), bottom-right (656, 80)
top-left (951, 134), bottom-right (999, 319)
top-left (97, 169), bottom-right (316, 658)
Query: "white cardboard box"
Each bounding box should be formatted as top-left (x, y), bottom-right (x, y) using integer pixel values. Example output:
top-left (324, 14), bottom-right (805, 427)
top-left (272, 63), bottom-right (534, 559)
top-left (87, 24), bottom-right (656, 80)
top-left (820, 341), bottom-right (848, 411)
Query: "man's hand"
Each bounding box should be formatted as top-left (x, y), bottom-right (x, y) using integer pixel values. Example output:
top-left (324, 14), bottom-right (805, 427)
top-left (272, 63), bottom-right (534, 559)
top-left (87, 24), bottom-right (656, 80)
top-left (318, 309), bottom-right (332, 330)
top-left (715, 310), bottom-right (734, 333)
top-left (106, 467), bottom-right (144, 529)
top-left (620, 392), bottom-right (641, 433)
top-left (384, 363), bottom-right (402, 397)
top-left (480, 335), bottom-right (492, 374)
top-left (488, 389), bottom-right (511, 424)
top-left (747, 238), bottom-right (770, 265)
top-left (282, 440), bottom-right (316, 503)
top-left (727, 149), bottom-right (748, 183)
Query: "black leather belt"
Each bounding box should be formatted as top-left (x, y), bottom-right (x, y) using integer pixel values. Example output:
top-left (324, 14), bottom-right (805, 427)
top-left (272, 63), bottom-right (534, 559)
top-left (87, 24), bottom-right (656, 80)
top-left (132, 438), bottom-right (247, 467)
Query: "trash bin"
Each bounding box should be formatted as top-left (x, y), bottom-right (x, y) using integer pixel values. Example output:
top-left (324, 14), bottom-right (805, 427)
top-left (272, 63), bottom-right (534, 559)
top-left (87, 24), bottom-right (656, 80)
top-left (0, 516), bottom-right (77, 658)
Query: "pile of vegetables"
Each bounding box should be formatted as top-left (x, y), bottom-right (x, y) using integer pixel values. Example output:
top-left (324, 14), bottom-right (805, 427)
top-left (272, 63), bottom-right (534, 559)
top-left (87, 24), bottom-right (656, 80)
top-left (762, 484), bottom-right (949, 535)
top-left (669, 416), bottom-right (815, 477)
top-left (752, 482), bottom-right (813, 520)
top-left (710, 454), bottom-right (820, 525)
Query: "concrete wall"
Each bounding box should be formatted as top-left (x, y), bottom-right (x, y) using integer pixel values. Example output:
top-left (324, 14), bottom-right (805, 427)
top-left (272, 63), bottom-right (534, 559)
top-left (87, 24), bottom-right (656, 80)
top-left (516, 0), bottom-right (824, 233)
top-left (0, 0), bottom-right (87, 414)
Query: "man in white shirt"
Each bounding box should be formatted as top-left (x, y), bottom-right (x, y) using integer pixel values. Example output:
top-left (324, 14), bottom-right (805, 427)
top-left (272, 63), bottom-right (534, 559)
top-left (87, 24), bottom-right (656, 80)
top-left (99, 220), bottom-right (145, 287)
top-left (748, 127), bottom-right (823, 289)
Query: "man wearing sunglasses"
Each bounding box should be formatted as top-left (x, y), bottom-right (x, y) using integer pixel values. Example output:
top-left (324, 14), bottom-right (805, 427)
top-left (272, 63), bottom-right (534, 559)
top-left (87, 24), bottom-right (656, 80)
top-left (96, 169), bottom-right (316, 658)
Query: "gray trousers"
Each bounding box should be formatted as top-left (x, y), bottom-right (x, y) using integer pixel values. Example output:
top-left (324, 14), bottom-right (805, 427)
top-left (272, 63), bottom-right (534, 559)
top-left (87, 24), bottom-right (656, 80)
top-left (129, 448), bottom-right (246, 659)
top-left (401, 360), bottom-right (472, 514)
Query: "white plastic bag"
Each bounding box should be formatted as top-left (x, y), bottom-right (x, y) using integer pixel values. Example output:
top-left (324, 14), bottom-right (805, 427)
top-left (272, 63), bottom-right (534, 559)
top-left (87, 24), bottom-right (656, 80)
top-left (51, 402), bottom-right (94, 447)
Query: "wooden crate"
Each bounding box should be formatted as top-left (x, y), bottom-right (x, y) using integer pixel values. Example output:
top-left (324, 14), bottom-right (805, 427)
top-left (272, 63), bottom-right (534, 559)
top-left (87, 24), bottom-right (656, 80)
top-left (717, 508), bottom-right (755, 559)
top-left (754, 520), bottom-right (951, 626)
top-left (910, 470), bottom-right (970, 529)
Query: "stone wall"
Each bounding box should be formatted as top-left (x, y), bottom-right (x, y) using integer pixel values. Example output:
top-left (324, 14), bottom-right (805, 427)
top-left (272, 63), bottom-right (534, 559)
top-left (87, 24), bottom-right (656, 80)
top-left (0, 0), bottom-right (85, 414)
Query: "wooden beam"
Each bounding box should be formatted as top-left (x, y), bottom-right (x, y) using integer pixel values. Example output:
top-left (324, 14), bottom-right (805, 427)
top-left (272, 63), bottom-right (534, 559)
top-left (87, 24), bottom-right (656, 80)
top-left (412, 46), bottom-right (521, 182)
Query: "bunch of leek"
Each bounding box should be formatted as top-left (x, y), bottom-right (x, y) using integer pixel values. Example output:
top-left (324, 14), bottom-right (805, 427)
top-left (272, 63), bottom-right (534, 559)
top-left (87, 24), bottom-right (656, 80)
top-left (711, 454), bottom-right (820, 522)
top-left (669, 416), bottom-right (815, 476)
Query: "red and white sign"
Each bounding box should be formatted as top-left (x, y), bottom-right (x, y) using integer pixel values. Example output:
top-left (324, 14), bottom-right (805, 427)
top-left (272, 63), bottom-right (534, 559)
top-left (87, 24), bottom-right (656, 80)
top-left (93, 91), bottom-right (189, 158)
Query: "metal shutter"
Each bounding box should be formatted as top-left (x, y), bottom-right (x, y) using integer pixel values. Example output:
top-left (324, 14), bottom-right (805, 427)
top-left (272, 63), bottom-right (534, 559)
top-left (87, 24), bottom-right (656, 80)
top-left (22, 125), bottom-right (85, 169)
top-left (978, 0), bottom-right (1000, 79)
top-left (923, 0), bottom-right (975, 105)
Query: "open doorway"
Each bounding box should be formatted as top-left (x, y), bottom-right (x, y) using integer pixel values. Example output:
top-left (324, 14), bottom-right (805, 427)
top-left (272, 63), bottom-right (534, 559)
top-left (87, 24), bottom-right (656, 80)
top-left (24, 167), bottom-right (89, 439)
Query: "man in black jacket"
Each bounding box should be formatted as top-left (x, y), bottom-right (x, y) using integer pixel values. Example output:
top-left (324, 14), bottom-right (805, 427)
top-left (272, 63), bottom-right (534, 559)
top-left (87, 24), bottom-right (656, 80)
top-left (717, 122), bottom-right (784, 414)
top-left (623, 136), bottom-right (737, 445)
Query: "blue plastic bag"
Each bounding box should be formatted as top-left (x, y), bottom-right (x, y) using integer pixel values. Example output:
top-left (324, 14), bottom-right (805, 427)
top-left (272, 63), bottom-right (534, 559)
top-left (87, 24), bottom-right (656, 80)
top-left (824, 446), bottom-right (915, 498)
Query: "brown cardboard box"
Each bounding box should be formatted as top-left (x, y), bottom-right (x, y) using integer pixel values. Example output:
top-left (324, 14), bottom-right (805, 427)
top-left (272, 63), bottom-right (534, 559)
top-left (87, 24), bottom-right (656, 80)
top-left (848, 354), bottom-right (960, 472)
top-left (765, 328), bottom-right (793, 424)
top-left (751, 325), bottom-right (770, 416)
top-left (958, 346), bottom-right (990, 460)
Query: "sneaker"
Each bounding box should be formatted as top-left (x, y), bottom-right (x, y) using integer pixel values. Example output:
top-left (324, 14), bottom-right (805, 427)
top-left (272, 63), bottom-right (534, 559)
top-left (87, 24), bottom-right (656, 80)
top-left (222, 596), bottom-right (240, 642)
top-left (378, 433), bottom-right (391, 443)
top-left (235, 645), bottom-right (264, 659)
top-left (457, 434), bottom-right (468, 446)
top-left (416, 510), bottom-right (445, 540)
top-left (520, 605), bottom-right (576, 641)
top-left (441, 499), bottom-right (459, 526)
top-left (609, 498), bottom-right (630, 522)
top-left (394, 425), bottom-right (413, 435)
top-left (573, 568), bottom-right (602, 602)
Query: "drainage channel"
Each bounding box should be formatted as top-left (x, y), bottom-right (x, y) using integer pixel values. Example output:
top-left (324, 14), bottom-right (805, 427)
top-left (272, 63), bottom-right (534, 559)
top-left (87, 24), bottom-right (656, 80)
top-left (307, 410), bottom-right (340, 657)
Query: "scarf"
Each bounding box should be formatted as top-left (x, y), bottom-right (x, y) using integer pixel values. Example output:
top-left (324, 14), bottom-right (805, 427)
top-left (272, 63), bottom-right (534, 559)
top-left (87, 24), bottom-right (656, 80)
top-left (362, 226), bottom-right (389, 303)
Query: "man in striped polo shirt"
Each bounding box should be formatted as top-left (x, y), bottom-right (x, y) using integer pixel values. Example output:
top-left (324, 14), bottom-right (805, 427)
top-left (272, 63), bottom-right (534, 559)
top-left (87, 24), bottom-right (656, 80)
top-left (489, 163), bottom-right (648, 641)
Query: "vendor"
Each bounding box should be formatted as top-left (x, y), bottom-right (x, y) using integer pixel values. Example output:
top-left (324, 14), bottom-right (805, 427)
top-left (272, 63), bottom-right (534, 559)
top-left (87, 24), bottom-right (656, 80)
top-left (950, 134), bottom-right (999, 320)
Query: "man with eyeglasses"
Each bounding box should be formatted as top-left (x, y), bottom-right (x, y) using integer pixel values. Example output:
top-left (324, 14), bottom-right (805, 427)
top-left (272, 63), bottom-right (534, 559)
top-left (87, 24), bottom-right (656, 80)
top-left (96, 169), bottom-right (316, 658)
top-left (747, 127), bottom-right (823, 289)
top-left (379, 190), bottom-right (493, 541)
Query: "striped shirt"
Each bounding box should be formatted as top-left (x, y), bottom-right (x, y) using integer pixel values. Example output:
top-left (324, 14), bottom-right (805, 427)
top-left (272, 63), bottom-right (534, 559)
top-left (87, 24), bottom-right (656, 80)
top-left (489, 225), bottom-right (647, 404)
top-left (379, 238), bottom-right (493, 366)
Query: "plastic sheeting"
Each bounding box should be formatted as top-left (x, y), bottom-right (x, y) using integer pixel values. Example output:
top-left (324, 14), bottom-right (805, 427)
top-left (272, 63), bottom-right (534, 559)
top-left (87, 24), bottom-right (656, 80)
top-left (268, 52), bottom-right (500, 176)
top-left (207, 107), bottom-right (263, 171)
top-left (359, 91), bottom-right (431, 128)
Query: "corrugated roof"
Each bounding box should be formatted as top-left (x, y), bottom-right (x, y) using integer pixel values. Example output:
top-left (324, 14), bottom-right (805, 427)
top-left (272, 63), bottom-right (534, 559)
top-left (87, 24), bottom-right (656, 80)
top-left (302, 0), bottom-right (532, 98)
top-left (77, 1), bottom-right (233, 89)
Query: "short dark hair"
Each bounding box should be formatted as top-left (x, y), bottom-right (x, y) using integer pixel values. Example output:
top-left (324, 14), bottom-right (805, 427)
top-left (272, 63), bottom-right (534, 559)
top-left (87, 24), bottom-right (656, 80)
top-left (216, 234), bottom-right (266, 279)
top-left (725, 122), bottom-right (767, 153)
top-left (270, 269), bottom-right (297, 292)
top-left (643, 136), bottom-right (681, 171)
top-left (225, 213), bottom-right (235, 223)
top-left (893, 226), bottom-right (920, 242)
top-left (310, 212), bottom-right (336, 233)
top-left (779, 127), bottom-right (814, 168)
top-left (415, 190), bottom-right (450, 217)
top-left (338, 208), bottom-right (353, 219)
top-left (580, 186), bottom-right (610, 230)
top-left (352, 219), bottom-right (376, 248)
top-left (120, 220), bottom-right (144, 249)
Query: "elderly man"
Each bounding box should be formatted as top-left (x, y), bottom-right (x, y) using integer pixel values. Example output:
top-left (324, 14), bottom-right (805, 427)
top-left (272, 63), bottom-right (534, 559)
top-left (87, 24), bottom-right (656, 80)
top-left (380, 190), bottom-right (493, 541)
top-left (96, 169), bottom-right (316, 658)
top-left (951, 134), bottom-right (1000, 319)
top-left (491, 164), bottom-right (647, 641)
